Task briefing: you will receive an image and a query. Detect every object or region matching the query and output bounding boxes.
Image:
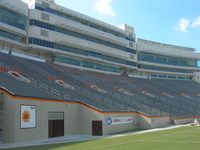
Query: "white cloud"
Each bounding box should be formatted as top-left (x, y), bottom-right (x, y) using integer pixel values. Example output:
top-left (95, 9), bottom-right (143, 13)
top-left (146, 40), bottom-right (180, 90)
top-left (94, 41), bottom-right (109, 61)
top-left (94, 0), bottom-right (115, 17)
top-left (192, 16), bottom-right (200, 28)
top-left (177, 18), bottom-right (190, 32)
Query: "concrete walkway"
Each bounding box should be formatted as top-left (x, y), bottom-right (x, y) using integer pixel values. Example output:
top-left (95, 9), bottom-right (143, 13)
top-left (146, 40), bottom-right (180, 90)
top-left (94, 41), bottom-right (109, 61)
top-left (0, 124), bottom-right (189, 149)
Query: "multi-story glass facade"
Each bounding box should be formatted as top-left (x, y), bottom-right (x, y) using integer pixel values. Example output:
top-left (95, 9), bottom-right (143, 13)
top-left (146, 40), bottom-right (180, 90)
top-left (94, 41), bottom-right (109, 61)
top-left (29, 19), bottom-right (136, 54)
top-left (138, 52), bottom-right (198, 67)
top-left (0, 29), bottom-right (22, 42)
top-left (150, 73), bottom-right (192, 80)
top-left (137, 51), bottom-right (199, 79)
top-left (34, 3), bottom-right (134, 41)
top-left (0, 6), bottom-right (27, 30)
top-left (139, 64), bottom-right (195, 74)
top-left (28, 38), bottom-right (137, 68)
top-left (0, 0), bottom-right (199, 77)
top-left (55, 56), bottom-right (120, 73)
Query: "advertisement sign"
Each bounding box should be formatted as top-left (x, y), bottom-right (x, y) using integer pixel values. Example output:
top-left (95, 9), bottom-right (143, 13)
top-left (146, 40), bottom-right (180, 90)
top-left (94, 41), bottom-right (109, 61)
top-left (105, 117), bottom-right (133, 126)
top-left (21, 105), bottom-right (36, 128)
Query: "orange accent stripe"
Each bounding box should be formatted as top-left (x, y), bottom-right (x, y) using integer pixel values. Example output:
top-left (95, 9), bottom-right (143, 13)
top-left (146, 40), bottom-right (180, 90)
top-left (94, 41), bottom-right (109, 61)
top-left (0, 88), bottom-right (169, 118)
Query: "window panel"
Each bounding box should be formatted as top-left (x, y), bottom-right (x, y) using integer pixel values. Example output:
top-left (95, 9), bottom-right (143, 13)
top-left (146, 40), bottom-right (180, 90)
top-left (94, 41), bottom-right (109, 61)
top-left (34, 3), bottom-right (135, 42)
top-left (139, 52), bottom-right (198, 68)
top-left (29, 19), bottom-right (136, 54)
top-left (0, 6), bottom-right (27, 30)
top-left (141, 64), bottom-right (195, 73)
top-left (55, 56), bottom-right (120, 72)
top-left (28, 38), bottom-right (137, 67)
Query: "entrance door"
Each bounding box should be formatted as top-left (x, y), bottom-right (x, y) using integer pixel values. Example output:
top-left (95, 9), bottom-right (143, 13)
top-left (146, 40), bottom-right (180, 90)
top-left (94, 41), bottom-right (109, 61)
top-left (48, 112), bottom-right (64, 138)
top-left (92, 120), bottom-right (102, 136)
top-left (48, 120), bottom-right (64, 138)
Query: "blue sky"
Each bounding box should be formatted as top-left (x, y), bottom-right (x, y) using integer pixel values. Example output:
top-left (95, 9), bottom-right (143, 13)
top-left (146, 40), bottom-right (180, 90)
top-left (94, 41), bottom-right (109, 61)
top-left (55, 0), bottom-right (200, 52)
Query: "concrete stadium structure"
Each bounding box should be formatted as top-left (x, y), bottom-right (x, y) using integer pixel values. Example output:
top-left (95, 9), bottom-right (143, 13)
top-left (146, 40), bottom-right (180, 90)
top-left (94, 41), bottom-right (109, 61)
top-left (1, 0), bottom-right (200, 144)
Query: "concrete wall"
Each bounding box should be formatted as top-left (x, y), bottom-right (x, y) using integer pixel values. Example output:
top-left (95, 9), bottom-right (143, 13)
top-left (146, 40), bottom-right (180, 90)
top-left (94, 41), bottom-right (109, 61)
top-left (137, 115), bottom-right (152, 129)
top-left (137, 115), bottom-right (170, 129)
top-left (2, 95), bottom-right (16, 143)
top-left (64, 103), bottom-right (82, 135)
top-left (2, 95), bottom-right (106, 143)
top-left (193, 72), bottom-right (200, 83)
top-left (151, 116), bottom-right (170, 128)
top-left (103, 114), bottom-right (137, 135)
top-left (174, 118), bottom-right (196, 125)
top-left (2, 94), bottom-right (173, 143)
top-left (2, 95), bottom-right (82, 143)
top-left (79, 106), bottom-right (103, 135)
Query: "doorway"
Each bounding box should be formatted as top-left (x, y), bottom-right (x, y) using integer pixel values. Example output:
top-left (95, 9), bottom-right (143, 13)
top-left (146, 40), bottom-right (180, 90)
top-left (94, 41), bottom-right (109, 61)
top-left (92, 120), bottom-right (102, 136)
top-left (48, 112), bottom-right (64, 138)
top-left (48, 120), bottom-right (64, 138)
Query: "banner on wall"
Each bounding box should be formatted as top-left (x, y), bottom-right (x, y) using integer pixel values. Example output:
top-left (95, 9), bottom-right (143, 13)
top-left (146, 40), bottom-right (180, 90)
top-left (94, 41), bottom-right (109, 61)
top-left (105, 117), bottom-right (133, 126)
top-left (20, 105), bottom-right (36, 128)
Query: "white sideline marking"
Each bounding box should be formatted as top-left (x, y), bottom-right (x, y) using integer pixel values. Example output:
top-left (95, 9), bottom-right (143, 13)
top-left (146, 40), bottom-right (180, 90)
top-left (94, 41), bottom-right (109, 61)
top-left (108, 124), bottom-right (189, 139)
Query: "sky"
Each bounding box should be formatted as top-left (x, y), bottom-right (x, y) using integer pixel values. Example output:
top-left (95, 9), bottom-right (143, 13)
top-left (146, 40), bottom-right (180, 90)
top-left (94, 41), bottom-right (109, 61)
top-left (54, 0), bottom-right (200, 52)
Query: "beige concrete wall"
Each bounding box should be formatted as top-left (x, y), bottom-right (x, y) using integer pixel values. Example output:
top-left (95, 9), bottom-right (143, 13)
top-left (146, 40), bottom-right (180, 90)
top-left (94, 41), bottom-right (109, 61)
top-left (174, 118), bottom-right (197, 125)
top-left (103, 114), bottom-right (137, 135)
top-left (2, 96), bottom-right (16, 143)
top-left (193, 72), bottom-right (200, 83)
top-left (65, 103), bottom-right (82, 135)
top-left (2, 95), bottom-right (106, 143)
top-left (151, 116), bottom-right (170, 128)
top-left (2, 94), bottom-right (172, 143)
top-left (2, 95), bottom-right (83, 143)
top-left (79, 106), bottom-right (103, 135)
top-left (137, 115), bottom-right (170, 129)
top-left (137, 115), bottom-right (152, 129)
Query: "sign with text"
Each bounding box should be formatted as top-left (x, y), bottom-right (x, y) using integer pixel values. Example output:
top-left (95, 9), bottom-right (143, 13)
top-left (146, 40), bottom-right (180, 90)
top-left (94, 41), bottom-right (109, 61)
top-left (105, 117), bottom-right (133, 126)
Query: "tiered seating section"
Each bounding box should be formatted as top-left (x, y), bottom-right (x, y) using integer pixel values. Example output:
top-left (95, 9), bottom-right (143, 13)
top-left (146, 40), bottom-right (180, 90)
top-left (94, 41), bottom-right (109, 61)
top-left (0, 52), bottom-right (200, 117)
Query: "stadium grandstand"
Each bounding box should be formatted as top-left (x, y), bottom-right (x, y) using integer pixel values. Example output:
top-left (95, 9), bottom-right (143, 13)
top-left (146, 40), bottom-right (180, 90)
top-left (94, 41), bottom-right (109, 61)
top-left (0, 0), bottom-right (200, 144)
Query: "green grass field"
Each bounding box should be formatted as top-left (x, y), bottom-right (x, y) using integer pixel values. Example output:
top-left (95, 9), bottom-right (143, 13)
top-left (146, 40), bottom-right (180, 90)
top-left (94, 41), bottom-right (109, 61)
top-left (4, 126), bottom-right (200, 150)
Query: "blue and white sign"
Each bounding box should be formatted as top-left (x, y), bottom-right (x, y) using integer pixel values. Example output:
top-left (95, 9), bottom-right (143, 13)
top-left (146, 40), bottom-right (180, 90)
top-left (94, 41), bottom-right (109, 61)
top-left (105, 117), bottom-right (133, 126)
top-left (106, 117), bottom-right (113, 125)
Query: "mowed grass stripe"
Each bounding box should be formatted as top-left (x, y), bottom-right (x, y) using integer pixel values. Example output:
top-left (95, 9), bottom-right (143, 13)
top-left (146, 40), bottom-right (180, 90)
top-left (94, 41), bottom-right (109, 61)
top-left (3, 126), bottom-right (200, 150)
